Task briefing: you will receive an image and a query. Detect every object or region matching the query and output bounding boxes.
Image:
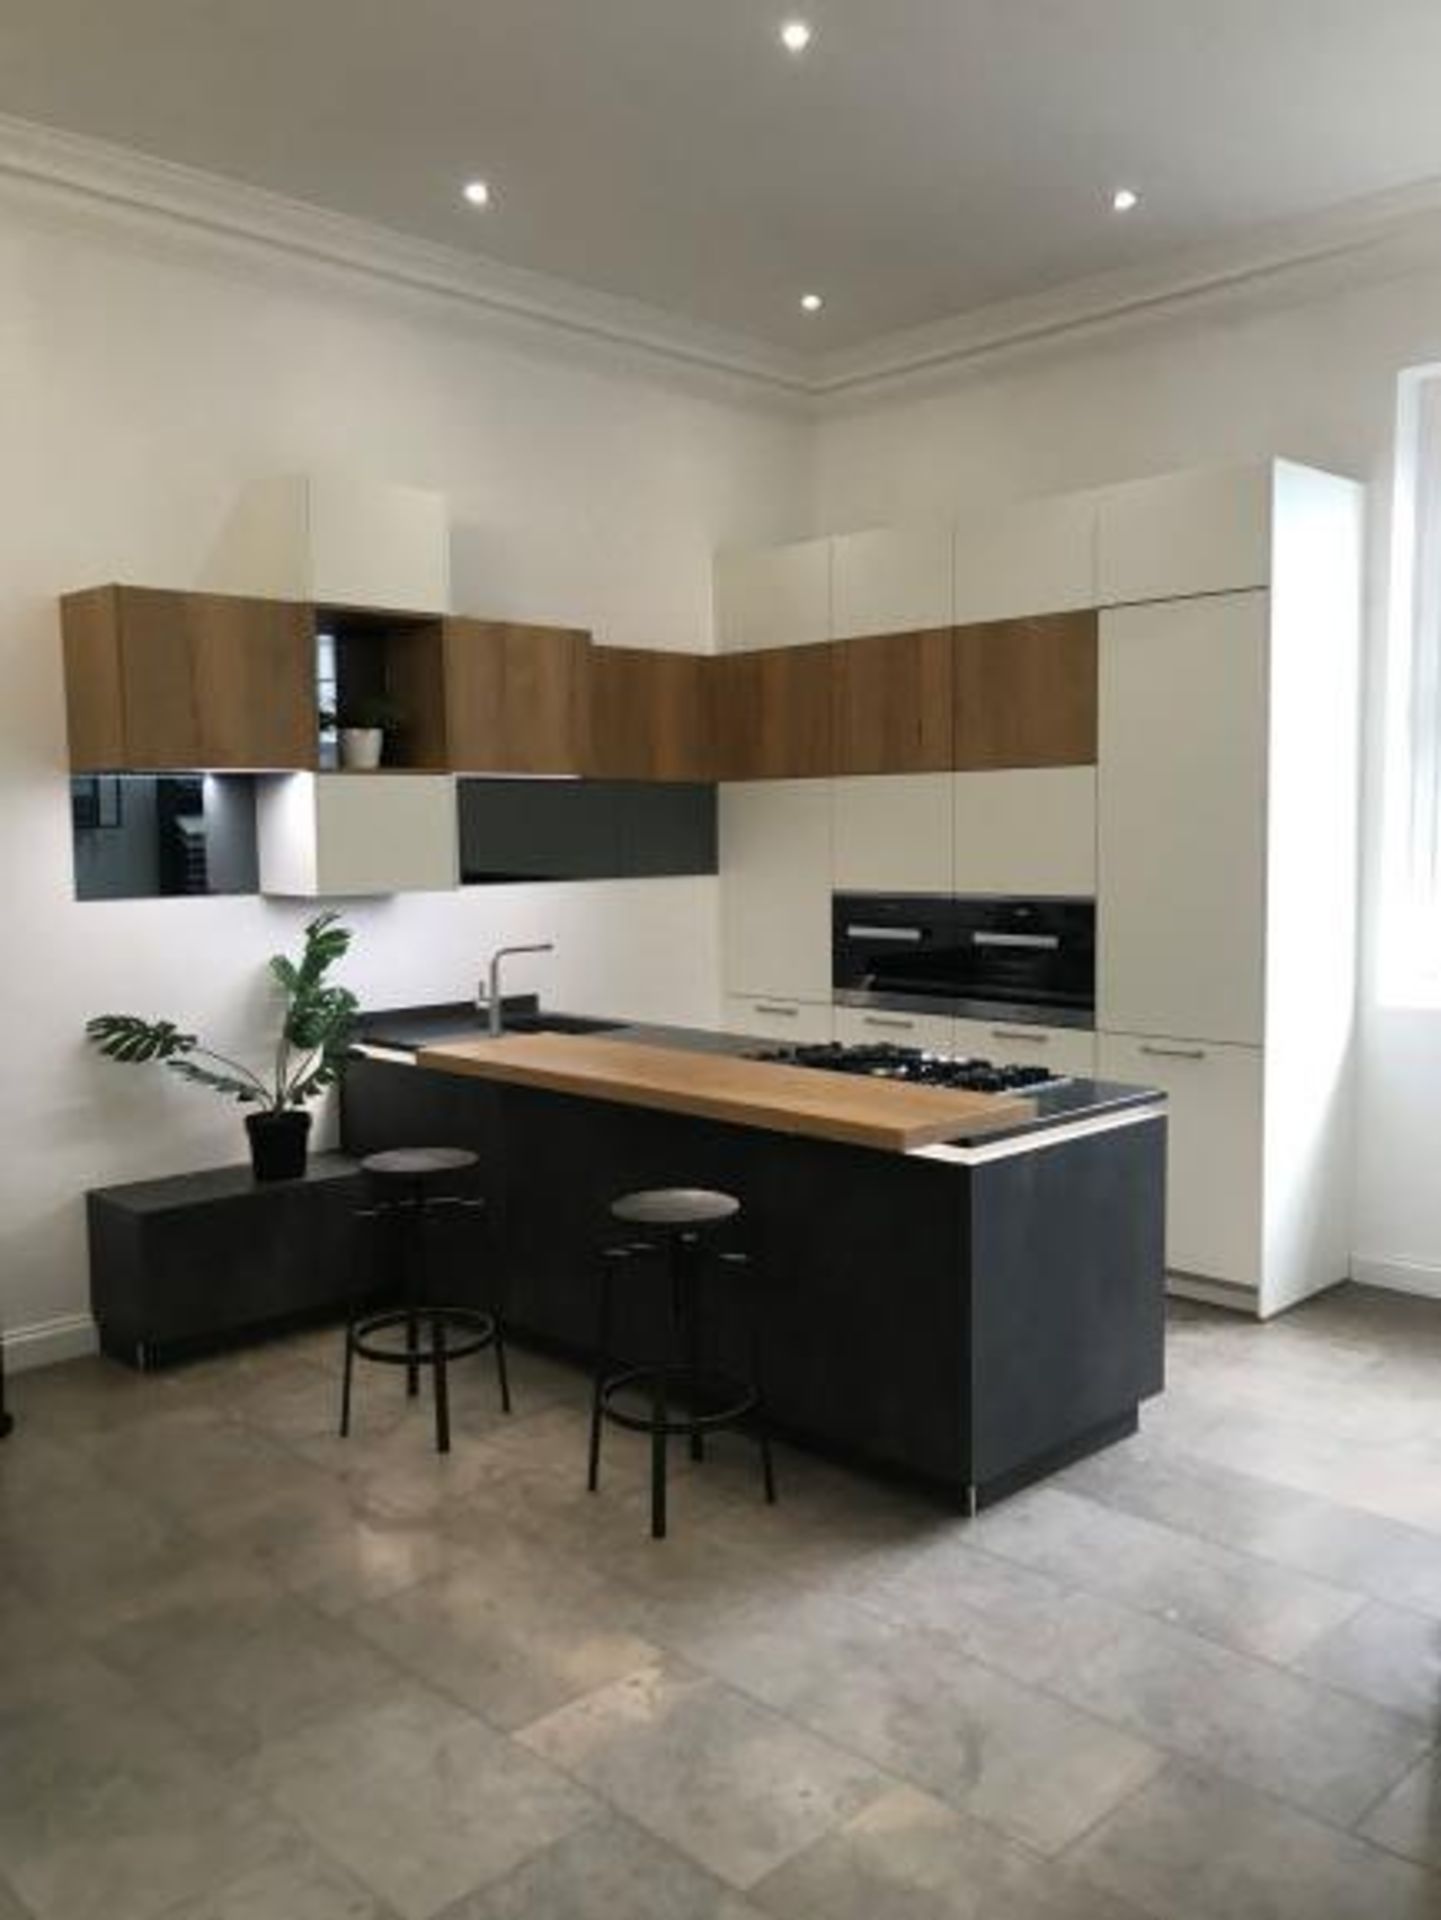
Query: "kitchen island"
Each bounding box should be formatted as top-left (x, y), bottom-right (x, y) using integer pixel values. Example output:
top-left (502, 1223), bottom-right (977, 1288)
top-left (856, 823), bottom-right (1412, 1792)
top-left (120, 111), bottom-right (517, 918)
top-left (342, 1011), bottom-right (1166, 1510)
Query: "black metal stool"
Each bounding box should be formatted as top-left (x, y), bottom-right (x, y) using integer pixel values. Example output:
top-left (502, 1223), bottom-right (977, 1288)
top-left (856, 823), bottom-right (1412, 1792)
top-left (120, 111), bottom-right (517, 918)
top-left (340, 1147), bottom-right (510, 1454)
top-left (587, 1186), bottom-right (776, 1539)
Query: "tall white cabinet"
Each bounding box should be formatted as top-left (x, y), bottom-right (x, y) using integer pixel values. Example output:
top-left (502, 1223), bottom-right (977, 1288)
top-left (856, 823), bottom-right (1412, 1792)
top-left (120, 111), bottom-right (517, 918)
top-left (1096, 461), bottom-right (1363, 1317)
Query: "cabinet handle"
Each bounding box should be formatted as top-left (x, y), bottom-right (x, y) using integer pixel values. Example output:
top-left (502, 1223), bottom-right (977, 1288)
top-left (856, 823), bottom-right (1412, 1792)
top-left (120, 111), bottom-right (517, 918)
top-left (863, 1014), bottom-right (914, 1030)
top-left (753, 1002), bottom-right (799, 1017)
top-left (1139, 1043), bottom-right (1207, 1060)
top-left (992, 1027), bottom-right (1048, 1043)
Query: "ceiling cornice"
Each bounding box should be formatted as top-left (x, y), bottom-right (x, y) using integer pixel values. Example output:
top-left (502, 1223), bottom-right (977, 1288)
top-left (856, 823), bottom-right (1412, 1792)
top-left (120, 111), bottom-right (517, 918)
top-left (0, 111), bottom-right (813, 401)
top-left (813, 177), bottom-right (1441, 401)
top-left (6, 110), bottom-right (1441, 412)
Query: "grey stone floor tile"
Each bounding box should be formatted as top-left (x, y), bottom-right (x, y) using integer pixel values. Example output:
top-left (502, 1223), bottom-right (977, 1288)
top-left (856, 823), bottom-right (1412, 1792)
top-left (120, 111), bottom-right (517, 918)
top-left (0, 1653), bottom-right (294, 1920)
top-left (95, 1584), bottom-right (414, 1763)
top-left (251, 1508), bottom-right (476, 1618)
top-left (1047, 1612), bottom-right (1431, 1826)
top-left (1292, 1600), bottom-right (1441, 1728)
top-left (647, 1586), bottom-right (1162, 1855)
top-left (434, 1813), bottom-right (763, 1919)
top-left (0, 1875), bottom-right (30, 1920)
top-left (1060, 1438), bottom-right (1441, 1620)
top-left (242, 1683), bottom-right (601, 1920)
top-left (970, 1483), bottom-right (1365, 1663)
top-left (1359, 1755), bottom-right (1441, 1870)
top-left (516, 1658), bottom-right (889, 1890)
top-left (350, 1535), bottom-right (662, 1729)
top-left (154, 1839), bottom-right (399, 1918)
top-left (753, 1784), bottom-right (1147, 1920)
top-left (1070, 1761), bottom-right (1440, 1920)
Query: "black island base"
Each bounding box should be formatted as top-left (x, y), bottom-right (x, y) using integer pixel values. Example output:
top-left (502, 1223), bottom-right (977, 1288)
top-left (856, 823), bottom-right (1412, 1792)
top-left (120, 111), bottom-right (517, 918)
top-left (341, 1044), bottom-right (1166, 1512)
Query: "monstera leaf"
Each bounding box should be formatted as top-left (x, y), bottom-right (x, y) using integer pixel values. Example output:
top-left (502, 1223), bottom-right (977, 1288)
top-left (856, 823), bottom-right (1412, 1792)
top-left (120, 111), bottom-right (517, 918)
top-left (86, 912), bottom-right (358, 1112)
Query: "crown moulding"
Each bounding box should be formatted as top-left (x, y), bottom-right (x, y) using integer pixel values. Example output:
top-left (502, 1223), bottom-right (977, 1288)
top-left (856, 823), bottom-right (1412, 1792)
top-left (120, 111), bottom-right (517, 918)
top-left (4, 109), bottom-right (1441, 408)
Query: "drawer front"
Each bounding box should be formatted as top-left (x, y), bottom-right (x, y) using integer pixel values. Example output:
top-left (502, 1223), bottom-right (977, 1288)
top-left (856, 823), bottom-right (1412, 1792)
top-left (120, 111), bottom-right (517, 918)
top-left (835, 1006), bottom-right (955, 1052)
top-left (953, 1018), bottom-right (1096, 1078)
top-left (723, 995), bottom-right (834, 1044)
top-left (1098, 1033), bottom-right (1263, 1290)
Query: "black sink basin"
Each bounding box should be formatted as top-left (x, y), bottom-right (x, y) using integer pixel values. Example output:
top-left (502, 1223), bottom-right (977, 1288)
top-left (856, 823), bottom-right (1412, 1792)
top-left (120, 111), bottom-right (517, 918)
top-left (504, 1012), bottom-right (624, 1036)
top-left (357, 1005), bottom-right (625, 1052)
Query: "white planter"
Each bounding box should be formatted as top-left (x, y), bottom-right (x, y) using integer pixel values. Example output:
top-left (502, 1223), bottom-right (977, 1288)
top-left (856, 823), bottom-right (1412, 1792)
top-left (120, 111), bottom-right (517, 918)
top-left (339, 727), bottom-right (383, 771)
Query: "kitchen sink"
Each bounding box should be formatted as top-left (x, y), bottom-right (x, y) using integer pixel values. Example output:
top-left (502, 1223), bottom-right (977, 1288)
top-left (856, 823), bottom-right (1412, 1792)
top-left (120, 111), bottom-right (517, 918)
top-left (503, 1012), bottom-right (625, 1035)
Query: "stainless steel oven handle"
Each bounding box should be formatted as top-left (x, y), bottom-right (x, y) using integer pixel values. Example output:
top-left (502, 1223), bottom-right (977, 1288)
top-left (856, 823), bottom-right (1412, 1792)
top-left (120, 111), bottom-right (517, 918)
top-left (844, 925), bottom-right (925, 943)
top-left (970, 931), bottom-right (1062, 950)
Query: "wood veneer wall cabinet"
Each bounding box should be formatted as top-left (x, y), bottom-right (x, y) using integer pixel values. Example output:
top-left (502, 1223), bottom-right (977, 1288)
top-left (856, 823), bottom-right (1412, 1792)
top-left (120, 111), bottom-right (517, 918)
top-left (442, 618), bottom-right (592, 773)
top-left (952, 612), bottom-right (1098, 769)
top-left (709, 642), bottom-right (835, 780)
top-left (831, 629), bottom-right (953, 775)
top-left (62, 586), bottom-right (315, 771)
top-left (587, 647), bottom-right (712, 781)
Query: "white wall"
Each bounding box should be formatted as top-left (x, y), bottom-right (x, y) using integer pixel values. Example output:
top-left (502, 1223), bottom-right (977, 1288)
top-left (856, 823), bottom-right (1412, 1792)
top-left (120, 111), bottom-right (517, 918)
top-left (812, 264), bottom-right (1441, 1299)
top-left (0, 183), bottom-right (810, 1363)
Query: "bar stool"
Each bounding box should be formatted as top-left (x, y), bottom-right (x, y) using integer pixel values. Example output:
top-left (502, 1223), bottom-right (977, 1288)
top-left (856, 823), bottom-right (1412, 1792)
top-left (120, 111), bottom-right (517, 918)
top-left (340, 1147), bottom-right (510, 1454)
top-left (587, 1186), bottom-right (776, 1539)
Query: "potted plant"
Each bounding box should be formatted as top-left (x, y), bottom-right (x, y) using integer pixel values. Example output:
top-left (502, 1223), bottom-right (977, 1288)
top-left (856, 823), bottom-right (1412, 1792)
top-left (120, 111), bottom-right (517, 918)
top-left (86, 911), bottom-right (359, 1182)
top-left (320, 692), bottom-right (405, 771)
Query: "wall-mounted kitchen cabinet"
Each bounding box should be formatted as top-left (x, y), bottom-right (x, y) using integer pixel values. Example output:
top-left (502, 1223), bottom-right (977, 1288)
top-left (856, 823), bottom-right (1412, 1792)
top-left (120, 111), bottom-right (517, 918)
top-left (202, 476), bottom-right (451, 615)
top-left (587, 647), bottom-right (712, 781)
top-left (952, 613), bottom-right (1097, 769)
top-left (831, 629), bottom-right (953, 775)
top-left (830, 525), bottom-right (951, 641)
top-left (62, 587), bottom-right (316, 772)
top-left (713, 537), bottom-right (830, 652)
top-left (257, 773), bottom-right (458, 897)
top-left (458, 778), bottom-right (715, 882)
top-left (709, 642), bottom-right (835, 781)
top-left (953, 768), bottom-right (1097, 896)
top-left (832, 773), bottom-right (953, 893)
top-left (719, 779), bottom-right (832, 1004)
top-left (442, 619), bottom-right (592, 774)
top-left (952, 493), bottom-right (1098, 625)
top-left (1095, 462), bottom-right (1273, 606)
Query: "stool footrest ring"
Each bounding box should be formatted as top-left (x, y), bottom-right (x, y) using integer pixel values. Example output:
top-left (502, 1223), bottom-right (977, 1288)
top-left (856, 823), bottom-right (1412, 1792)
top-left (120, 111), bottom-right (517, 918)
top-left (598, 1364), bottom-right (759, 1438)
top-left (350, 1307), bottom-right (497, 1368)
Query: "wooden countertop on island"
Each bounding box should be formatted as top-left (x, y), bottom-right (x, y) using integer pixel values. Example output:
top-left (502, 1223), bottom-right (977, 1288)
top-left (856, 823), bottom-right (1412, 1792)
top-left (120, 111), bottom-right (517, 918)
top-left (414, 1031), bottom-right (1036, 1152)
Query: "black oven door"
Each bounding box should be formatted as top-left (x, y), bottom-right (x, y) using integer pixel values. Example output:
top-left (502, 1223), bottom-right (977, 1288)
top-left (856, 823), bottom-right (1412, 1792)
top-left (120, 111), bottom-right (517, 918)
top-left (832, 894), bottom-right (963, 1013)
top-left (953, 897), bottom-right (1095, 1025)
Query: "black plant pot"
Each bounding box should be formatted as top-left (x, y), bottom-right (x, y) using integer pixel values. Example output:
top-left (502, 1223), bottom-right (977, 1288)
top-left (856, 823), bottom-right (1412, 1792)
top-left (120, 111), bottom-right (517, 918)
top-left (245, 1108), bottom-right (312, 1183)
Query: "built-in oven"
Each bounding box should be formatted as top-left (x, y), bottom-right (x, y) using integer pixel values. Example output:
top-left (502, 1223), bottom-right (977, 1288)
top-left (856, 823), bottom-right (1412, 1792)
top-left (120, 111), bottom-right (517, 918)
top-left (832, 892), bottom-right (1095, 1029)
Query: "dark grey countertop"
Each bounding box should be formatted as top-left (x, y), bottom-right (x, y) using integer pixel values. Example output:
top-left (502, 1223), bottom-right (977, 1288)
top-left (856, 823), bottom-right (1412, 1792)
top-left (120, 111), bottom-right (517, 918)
top-left (354, 1001), bottom-right (1164, 1146)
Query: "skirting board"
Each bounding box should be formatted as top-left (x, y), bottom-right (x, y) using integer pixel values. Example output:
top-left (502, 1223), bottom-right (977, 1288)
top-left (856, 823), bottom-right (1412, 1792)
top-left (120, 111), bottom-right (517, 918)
top-left (2, 1313), bottom-right (99, 1374)
top-left (1350, 1255), bottom-right (1441, 1303)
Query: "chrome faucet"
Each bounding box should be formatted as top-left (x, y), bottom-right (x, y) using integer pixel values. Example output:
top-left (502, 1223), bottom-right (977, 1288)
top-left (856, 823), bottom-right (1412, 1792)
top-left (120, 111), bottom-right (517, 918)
top-left (481, 942), bottom-right (555, 1037)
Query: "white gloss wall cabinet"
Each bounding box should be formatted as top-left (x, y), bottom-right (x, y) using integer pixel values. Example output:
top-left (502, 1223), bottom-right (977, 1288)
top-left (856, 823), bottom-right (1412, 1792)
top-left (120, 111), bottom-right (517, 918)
top-left (953, 1018), bottom-right (1097, 1079)
top-left (833, 774), bottom-right (953, 892)
top-left (1098, 1034), bottom-right (1265, 1289)
top-left (952, 769), bottom-right (1096, 896)
top-left (1098, 594), bottom-right (1268, 1046)
top-left (951, 493), bottom-right (1098, 624)
top-left (830, 525), bottom-right (951, 640)
top-left (257, 773), bottom-right (459, 897)
top-left (1096, 461), bottom-right (1273, 605)
top-left (713, 537), bottom-right (831, 652)
top-left (202, 475), bottom-right (452, 614)
top-left (719, 780), bottom-right (833, 1002)
top-left (835, 1006), bottom-right (954, 1051)
top-left (725, 996), bottom-right (834, 1043)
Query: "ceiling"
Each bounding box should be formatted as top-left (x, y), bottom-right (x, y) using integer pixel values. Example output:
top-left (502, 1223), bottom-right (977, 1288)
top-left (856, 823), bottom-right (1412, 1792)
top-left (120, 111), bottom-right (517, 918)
top-left (4, 0), bottom-right (1441, 354)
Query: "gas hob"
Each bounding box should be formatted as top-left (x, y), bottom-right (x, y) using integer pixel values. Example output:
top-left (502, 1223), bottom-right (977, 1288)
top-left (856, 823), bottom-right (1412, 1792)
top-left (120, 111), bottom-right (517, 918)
top-left (746, 1041), bottom-right (1065, 1094)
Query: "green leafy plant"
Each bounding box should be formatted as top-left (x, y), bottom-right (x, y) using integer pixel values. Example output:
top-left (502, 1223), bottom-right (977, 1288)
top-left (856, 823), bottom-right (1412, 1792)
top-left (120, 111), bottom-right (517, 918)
top-left (87, 911), bottom-right (359, 1111)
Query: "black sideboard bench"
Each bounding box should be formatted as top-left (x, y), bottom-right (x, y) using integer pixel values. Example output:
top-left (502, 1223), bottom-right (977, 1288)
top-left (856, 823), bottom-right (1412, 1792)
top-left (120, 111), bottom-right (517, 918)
top-left (88, 1154), bottom-right (365, 1369)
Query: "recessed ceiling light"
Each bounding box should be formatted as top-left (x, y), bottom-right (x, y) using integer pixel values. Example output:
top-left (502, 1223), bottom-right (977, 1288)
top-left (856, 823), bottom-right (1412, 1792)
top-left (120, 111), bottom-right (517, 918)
top-left (462, 179), bottom-right (492, 208)
top-left (800, 292), bottom-right (824, 312)
top-left (1111, 186), bottom-right (1140, 213)
top-left (780, 19), bottom-right (813, 53)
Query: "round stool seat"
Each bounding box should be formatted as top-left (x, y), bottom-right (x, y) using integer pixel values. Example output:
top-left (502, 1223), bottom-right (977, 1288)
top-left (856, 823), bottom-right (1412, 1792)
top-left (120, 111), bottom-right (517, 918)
top-left (609, 1187), bottom-right (739, 1229)
top-left (363, 1147), bottom-right (478, 1181)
